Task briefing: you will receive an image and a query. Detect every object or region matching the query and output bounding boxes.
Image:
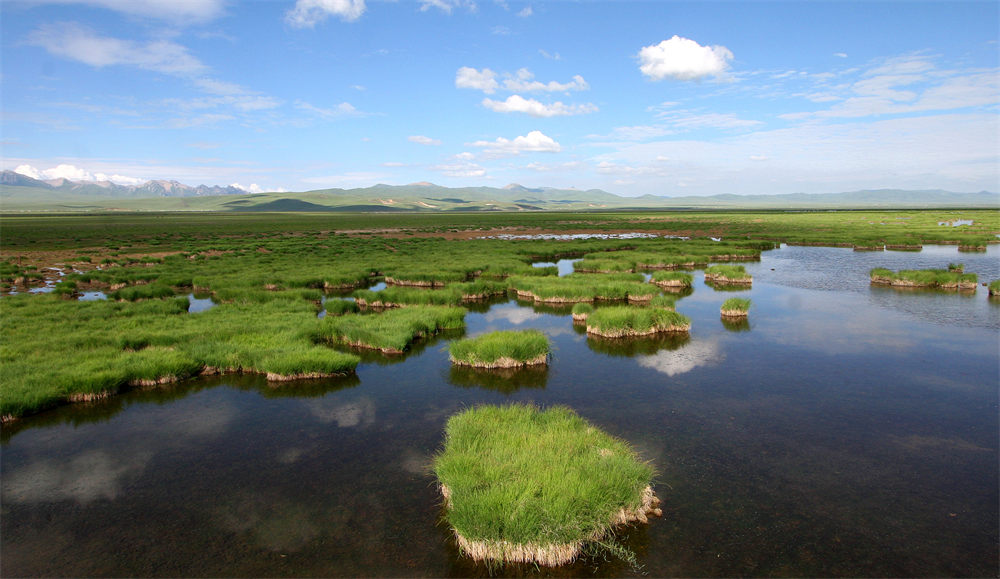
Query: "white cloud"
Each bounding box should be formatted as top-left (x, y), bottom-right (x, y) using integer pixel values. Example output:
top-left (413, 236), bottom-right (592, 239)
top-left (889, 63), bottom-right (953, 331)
top-left (286, 0), bottom-right (366, 26)
top-left (16, 163), bottom-right (149, 185)
top-left (408, 135), bottom-right (441, 146)
top-left (637, 35), bottom-right (733, 81)
top-left (538, 49), bottom-right (561, 61)
top-left (420, 0), bottom-right (477, 14)
top-left (295, 100), bottom-right (365, 119)
top-left (470, 130), bottom-right (561, 156)
top-left (431, 153), bottom-right (486, 178)
top-left (455, 67), bottom-right (499, 93)
top-left (517, 5), bottom-right (532, 17)
top-left (30, 0), bottom-right (225, 23)
top-left (482, 95), bottom-right (597, 117)
top-left (28, 23), bottom-right (207, 76)
top-left (457, 67), bottom-right (589, 94)
top-left (503, 69), bottom-right (589, 92)
top-left (231, 182), bottom-right (264, 193)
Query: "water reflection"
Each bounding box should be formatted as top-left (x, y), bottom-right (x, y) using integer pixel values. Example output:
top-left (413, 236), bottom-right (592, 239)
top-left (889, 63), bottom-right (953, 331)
top-left (448, 365), bottom-right (548, 394)
top-left (586, 333), bottom-right (690, 357)
top-left (304, 396), bottom-right (376, 427)
top-left (4, 449), bottom-right (152, 504)
top-left (721, 317), bottom-right (751, 332)
top-left (636, 339), bottom-right (724, 377)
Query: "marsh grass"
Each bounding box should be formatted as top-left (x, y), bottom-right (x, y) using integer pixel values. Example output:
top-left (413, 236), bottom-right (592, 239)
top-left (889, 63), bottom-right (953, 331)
top-left (508, 273), bottom-right (653, 303)
top-left (449, 330), bottom-right (550, 368)
top-left (571, 302), bottom-right (594, 321)
top-left (870, 268), bottom-right (978, 290)
top-left (720, 297), bottom-right (751, 318)
top-left (0, 294), bottom-right (360, 419)
top-left (315, 305), bottom-right (465, 353)
top-left (585, 306), bottom-right (690, 337)
top-left (704, 265), bottom-right (752, 285)
top-left (433, 404), bottom-right (659, 566)
top-left (649, 271), bottom-right (693, 288)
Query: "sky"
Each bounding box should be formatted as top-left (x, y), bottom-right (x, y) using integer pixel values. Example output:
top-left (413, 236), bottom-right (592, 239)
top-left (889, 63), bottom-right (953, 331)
top-left (1, 0), bottom-right (998, 197)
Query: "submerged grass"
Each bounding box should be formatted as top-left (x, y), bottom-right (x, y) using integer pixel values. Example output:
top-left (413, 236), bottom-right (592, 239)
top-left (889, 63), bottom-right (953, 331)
top-left (433, 404), bottom-right (659, 567)
top-left (449, 330), bottom-right (549, 368)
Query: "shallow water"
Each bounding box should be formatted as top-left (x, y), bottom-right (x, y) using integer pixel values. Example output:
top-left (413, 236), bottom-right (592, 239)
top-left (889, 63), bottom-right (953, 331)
top-left (2, 245), bottom-right (998, 577)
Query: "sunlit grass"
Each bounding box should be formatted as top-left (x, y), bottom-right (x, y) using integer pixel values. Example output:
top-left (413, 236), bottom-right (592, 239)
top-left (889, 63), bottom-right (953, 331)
top-left (433, 404), bottom-right (659, 566)
top-left (449, 330), bottom-right (549, 368)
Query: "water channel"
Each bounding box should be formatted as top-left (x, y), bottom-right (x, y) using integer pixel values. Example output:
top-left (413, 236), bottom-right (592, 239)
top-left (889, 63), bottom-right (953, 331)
top-left (2, 245), bottom-right (997, 577)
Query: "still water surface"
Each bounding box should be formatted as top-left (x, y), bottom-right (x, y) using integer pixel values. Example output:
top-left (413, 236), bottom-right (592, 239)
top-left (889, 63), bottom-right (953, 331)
top-left (2, 246), bottom-right (997, 577)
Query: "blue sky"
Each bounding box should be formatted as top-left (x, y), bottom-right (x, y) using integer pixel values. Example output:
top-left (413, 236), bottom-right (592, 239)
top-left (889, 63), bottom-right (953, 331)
top-left (2, 0), bottom-right (997, 196)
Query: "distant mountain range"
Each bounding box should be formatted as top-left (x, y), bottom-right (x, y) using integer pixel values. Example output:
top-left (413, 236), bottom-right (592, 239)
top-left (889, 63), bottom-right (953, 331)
top-left (1, 170), bottom-right (997, 211)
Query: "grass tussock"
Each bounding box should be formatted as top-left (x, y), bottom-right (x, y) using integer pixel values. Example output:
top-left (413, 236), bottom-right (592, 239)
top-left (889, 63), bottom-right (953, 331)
top-left (433, 404), bottom-right (660, 567)
top-left (704, 265), bottom-right (752, 285)
top-left (449, 330), bottom-right (550, 368)
top-left (571, 302), bottom-right (594, 321)
top-left (508, 273), bottom-right (653, 304)
top-left (586, 305), bottom-right (690, 337)
top-left (870, 268), bottom-right (978, 290)
top-left (987, 279), bottom-right (999, 296)
top-left (720, 297), bottom-right (751, 318)
top-left (649, 271), bottom-right (693, 288)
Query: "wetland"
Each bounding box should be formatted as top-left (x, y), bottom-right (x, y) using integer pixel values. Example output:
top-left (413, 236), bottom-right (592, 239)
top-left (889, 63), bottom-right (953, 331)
top-left (1, 210), bottom-right (998, 577)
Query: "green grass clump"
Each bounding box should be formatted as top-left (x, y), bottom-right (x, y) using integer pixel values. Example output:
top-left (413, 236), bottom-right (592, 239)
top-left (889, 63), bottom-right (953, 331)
top-left (649, 271), bottom-right (693, 287)
top-left (649, 295), bottom-right (677, 309)
top-left (433, 404), bottom-right (659, 566)
top-left (869, 268), bottom-right (978, 289)
top-left (704, 265), bottom-right (752, 285)
top-left (316, 305), bottom-right (465, 353)
top-left (989, 279), bottom-right (1000, 295)
top-left (586, 306), bottom-right (690, 337)
top-left (571, 302), bottom-right (594, 320)
top-left (449, 330), bottom-right (550, 368)
top-left (508, 273), bottom-right (653, 303)
top-left (324, 299), bottom-right (360, 316)
top-left (720, 297), bottom-right (751, 317)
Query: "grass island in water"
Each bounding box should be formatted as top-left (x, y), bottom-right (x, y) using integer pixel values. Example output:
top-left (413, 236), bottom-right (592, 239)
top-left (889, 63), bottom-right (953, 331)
top-left (585, 305), bottom-right (691, 338)
top-left (433, 404), bottom-right (661, 567)
top-left (448, 329), bottom-right (550, 369)
top-left (869, 268), bottom-right (978, 290)
top-left (720, 297), bottom-right (752, 318)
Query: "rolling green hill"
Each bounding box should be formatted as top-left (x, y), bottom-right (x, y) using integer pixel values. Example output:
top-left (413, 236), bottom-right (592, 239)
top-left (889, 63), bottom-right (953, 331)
top-left (1, 171), bottom-right (996, 212)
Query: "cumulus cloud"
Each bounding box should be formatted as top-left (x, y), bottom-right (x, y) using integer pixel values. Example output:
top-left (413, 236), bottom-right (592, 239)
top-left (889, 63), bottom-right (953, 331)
top-left (517, 5), bottom-right (532, 17)
top-left (637, 35), bottom-right (733, 81)
top-left (286, 0), bottom-right (366, 27)
top-left (482, 95), bottom-right (597, 117)
top-left (470, 130), bottom-right (561, 156)
top-left (28, 22), bottom-right (207, 76)
top-left (456, 67), bottom-right (499, 93)
top-left (408, 135), bottom-right (442, 146)
top-left (231, 182), bottom-right (265, 193)
top-left (15, 163), bottom-right (146, 185)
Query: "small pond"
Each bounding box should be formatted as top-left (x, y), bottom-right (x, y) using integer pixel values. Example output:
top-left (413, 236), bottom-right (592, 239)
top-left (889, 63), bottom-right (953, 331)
top-left (2, 245), bottom-right (997, 577)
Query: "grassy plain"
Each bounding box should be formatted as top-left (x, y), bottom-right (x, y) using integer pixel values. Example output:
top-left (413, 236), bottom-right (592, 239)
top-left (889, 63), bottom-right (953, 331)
top-left (1, 208), bottom-right (997, 419)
